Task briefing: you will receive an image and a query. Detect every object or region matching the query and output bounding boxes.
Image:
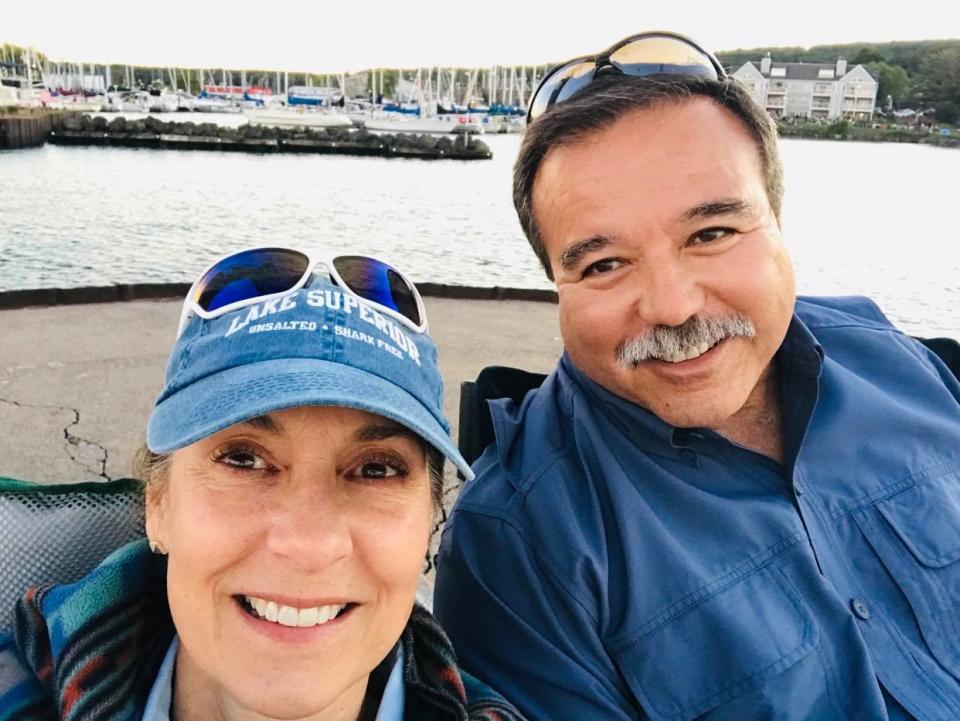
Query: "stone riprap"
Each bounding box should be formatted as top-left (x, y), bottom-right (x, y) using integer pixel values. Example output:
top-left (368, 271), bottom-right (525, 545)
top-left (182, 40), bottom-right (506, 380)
top-left (48, 114), bottom-right (493, 159)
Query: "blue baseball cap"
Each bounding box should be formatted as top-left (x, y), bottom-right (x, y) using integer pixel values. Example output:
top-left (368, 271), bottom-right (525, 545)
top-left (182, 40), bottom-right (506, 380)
top-left (147, 274), bottom-right (473, 480)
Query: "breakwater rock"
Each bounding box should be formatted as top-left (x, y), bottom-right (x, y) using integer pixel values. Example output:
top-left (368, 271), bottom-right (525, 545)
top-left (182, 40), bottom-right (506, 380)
top-left (48, 114), bottom-right (493, 160)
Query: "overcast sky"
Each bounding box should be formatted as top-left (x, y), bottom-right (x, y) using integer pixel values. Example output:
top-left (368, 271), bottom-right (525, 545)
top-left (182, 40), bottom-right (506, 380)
top-left (5, 0), bottom-right (959, 72)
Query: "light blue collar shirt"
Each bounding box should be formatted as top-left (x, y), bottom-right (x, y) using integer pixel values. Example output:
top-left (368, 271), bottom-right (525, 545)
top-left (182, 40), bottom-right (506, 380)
top-left (142, 636), bottom-right (405, 720)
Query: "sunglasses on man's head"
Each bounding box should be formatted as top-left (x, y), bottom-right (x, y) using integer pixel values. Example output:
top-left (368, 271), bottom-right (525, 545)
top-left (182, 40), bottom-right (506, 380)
top-left (177, 247), bottom-right (427, 338)
top-left (527, 31), bottom-right (727, 124)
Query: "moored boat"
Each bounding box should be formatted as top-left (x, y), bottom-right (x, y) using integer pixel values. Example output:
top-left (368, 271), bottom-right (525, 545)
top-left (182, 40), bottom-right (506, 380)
top-left (357, 111), bottom-right (484, 135)
top-left (242, 106), bottom-right (353, 129)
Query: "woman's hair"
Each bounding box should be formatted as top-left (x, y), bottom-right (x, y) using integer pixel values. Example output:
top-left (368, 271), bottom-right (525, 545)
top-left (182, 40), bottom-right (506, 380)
top-left (134, 442), bottom-right (446, 511)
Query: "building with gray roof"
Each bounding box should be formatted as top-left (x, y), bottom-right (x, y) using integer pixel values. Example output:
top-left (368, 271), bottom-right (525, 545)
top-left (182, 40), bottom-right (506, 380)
top-left (732, 54), bottom-right (878, 121)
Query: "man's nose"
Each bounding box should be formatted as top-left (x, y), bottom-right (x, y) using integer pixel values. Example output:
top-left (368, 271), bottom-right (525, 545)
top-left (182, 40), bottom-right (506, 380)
top-left (633, 257), bottom-right (705, 328)
top-left (265, 481), bottom-right (353, 573)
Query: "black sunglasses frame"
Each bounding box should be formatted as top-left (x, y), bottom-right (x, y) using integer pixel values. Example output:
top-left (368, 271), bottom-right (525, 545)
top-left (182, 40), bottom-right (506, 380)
top-left (527, 31), bottom-right (728, 124)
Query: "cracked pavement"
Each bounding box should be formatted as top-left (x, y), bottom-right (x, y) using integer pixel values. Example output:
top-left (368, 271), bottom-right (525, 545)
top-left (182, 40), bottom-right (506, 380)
top-left (0, 297), bottom-right (561, 486)
top-left (0, 398), bottom-right (110, 480)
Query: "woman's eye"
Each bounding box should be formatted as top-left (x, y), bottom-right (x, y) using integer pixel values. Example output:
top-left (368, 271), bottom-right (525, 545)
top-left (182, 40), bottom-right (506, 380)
top-left (349, 455), bottom-right (408, 481)
top-left (215, 448), bottom-right (268, 470)
top-left (358, 462), bottom-right (400, 479)
top-left (691, 227), bottom-right (734, 245)
top-left (582, 258), bottom-right (623, 277)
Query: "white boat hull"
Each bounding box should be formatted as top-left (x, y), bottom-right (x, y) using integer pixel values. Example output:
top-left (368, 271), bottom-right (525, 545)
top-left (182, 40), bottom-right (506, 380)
top-left (0, 86), bottom-right (21, 107)
top-left (357, 115), bottom-right (484, 135)
top-left (48, 98), bottom-right (104, 112)
top-left (243, 108), bottom-right (353, 129)
top-left (148, 98), bottom-right (179, 113)
top-left (183, 97), bottom-right (241, 113)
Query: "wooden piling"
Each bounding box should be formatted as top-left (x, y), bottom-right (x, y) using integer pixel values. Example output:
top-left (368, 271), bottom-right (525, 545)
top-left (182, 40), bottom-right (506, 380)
top-left (0, 111), bottom-right (79, 149)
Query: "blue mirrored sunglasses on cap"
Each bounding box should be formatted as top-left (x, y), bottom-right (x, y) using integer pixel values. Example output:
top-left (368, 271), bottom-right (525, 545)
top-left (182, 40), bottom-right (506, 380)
top-left (176, 247), bottom-right (428, 338)
top-left (527, 31), bottom-right (727, 124)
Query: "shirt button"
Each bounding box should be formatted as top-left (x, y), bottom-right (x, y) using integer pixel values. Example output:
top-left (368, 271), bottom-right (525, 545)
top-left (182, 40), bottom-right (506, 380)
top-left (851, 598), bottom-right (871, 620)
top-left (679, 448), bottom-right (697, 463)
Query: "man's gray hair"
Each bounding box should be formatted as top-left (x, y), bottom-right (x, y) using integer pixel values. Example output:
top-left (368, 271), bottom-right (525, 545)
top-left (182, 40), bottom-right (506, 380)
top-left (513, 74), bottom-right (784, 280)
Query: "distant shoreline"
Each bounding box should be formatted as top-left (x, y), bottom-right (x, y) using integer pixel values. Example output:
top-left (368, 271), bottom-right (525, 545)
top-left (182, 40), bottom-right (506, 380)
top-left (778, 122), bottom-right (958, 148)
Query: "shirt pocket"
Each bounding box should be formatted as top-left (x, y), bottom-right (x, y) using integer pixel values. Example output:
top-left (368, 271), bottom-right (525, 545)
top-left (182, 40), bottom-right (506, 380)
top-left (606, 566), bottom-right (820, 721)
top-left (855, 470), bottom-right (960, 677)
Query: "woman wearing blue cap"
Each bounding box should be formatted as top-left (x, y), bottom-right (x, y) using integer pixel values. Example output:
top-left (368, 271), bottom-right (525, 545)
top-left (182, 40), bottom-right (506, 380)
top-left (0, 249), bottom-right (525, 721)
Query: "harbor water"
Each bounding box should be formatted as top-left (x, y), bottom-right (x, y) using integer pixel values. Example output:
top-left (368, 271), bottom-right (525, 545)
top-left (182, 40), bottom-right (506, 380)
top-left (0, 119), bottom-right (957, 338)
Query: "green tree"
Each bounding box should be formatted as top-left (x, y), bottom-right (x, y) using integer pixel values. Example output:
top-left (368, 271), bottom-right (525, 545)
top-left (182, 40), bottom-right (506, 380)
top-left (826, 119), bottom-right (850, 138)
top-left (854, 48), bottom-right (886, 64)
top-left (914, 46), bottom-right (960, 105)
top-left (934, 101), bottom-right (959, 124)
top-left (865, 61), bottom-right (911, 105)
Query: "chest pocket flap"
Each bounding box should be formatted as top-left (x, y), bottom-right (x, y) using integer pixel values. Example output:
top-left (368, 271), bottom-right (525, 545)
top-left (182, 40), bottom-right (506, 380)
top-left (608, 566), bottom-right (818, 721)
top-left (876, 471), bottom-right (960, 567)
top-left (858, 469), bottom-right (960, 676)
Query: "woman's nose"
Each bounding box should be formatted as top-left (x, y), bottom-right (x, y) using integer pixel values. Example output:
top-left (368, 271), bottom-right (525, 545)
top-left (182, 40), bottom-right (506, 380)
top-left (265, 483), bottom-right (354, 573)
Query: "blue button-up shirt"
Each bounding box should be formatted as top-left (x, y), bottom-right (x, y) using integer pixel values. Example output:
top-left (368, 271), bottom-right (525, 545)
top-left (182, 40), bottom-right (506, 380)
top-left (435, 296), bottom-right (960, 721)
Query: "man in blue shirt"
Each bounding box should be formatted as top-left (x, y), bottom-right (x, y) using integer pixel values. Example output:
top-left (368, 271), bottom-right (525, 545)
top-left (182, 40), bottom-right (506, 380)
top-left (433, 31), bottom-right (960, 720)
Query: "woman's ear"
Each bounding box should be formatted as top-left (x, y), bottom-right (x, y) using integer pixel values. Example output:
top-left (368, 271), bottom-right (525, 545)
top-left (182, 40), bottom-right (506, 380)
top-left (145, 480), bottom-right (169, 554)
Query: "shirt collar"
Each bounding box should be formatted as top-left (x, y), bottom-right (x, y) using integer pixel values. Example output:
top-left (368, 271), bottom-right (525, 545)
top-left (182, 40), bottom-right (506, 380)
top-left (141, 637), bottom-right (405, 721)
top-left (560, 353), bottom-right (683, 460)
top-left (777, 312), bottom-right (825, 379)
top-left (142, 636), bottom-right (178, 721)
top-left (374, 646), bottom-right (406, 721)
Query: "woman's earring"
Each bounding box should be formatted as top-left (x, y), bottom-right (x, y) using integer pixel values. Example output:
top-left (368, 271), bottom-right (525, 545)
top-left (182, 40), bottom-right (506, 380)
top-left (149, 540), bottom-right (168, 555)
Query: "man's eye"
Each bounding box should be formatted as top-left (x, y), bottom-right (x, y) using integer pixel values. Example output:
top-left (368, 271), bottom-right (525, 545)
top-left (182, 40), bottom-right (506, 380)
top-left (582, 258), bottom-right (623, 277)
top-left (691, 227), bottom-right (734, 245)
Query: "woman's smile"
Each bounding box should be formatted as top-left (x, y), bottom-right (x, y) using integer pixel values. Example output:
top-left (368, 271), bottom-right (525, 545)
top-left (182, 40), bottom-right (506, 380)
top-left (233, 593), bottom-right (359, 644)
top-left (241, 594), bottom-right (350, 628)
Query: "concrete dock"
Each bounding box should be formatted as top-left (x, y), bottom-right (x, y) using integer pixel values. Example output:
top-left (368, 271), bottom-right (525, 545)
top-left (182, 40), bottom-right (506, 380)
top-left (0, 296), bottom-right (561, 485)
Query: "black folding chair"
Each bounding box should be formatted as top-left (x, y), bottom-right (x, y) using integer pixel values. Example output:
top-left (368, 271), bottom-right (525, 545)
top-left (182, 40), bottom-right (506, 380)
top-left (921, 336), bottom-right (960, 375)
top-left (456, 336), bottom-right (960, 476)
top-left (457, 366), bottom-right (547, 474)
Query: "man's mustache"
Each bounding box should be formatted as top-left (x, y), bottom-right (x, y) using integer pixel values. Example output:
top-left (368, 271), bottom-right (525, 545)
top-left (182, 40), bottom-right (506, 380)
top-left (616, 314), bottom-right (756, 367)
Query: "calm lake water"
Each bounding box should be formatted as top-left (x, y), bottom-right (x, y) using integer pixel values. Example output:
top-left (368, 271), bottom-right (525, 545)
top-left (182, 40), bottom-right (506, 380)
top-left (1, 120), bottom-right (957, 338)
